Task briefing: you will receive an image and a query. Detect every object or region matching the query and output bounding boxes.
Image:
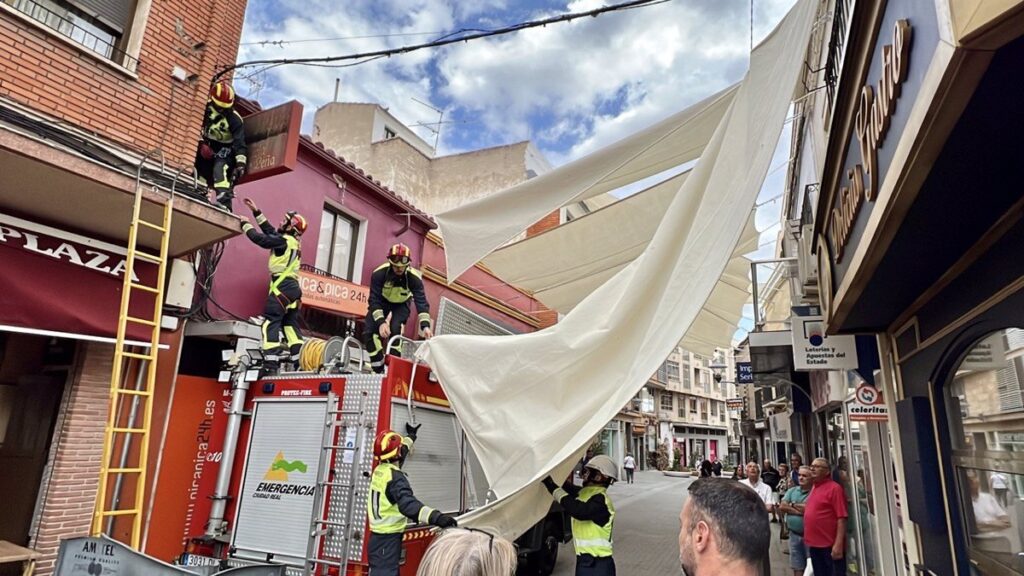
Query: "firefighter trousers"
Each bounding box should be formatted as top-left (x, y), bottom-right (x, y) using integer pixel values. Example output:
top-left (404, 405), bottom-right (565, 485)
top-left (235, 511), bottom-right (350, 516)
top-left (576, 554), bottom-right (616, 576)
top-left (363, 303), bottom-right (410, 373)
top-left (195, 142), bottom-right (237, 206)
top-left (262, 277), bottom-right (303, 359)
top-left (367, 532), bottom-right (402, 576)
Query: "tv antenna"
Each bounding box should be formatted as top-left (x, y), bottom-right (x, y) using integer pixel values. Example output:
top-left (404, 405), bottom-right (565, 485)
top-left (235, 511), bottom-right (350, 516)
top-left (411, 97), bottom-right (444, 151)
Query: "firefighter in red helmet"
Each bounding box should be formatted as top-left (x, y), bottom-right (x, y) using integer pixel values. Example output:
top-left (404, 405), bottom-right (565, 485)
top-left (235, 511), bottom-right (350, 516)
top-left (363, 243), bottom-right (433, 373)
top-left (367, 423), bottom-right (457, 575)
top-left (196, 80), bottom-right (247, 209)
top-left (242, 198), bottom-right (307, 371)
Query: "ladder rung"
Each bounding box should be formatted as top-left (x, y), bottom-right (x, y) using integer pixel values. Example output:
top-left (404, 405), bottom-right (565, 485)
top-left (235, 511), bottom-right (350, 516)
top-left (323, 445), bottom-right (357, 451)
top-left (308, 559), bottom-right (344, 567)
top-left (100, 509), bottom-right (140, 517)
top-left (137, 220), bottom-right (167, 233)
top-left (111, 427), bottom-right (147, 434)
top-left (313, 520), bottom-right (347, 527)
top-left (117, 389), bottom-right (152, 397)
top-left (122, 351), bottom-right (156, 361)
top-left (329, 410), bottom-right (361, 415)
top-left (319, 482), bottom-right (353, 488)
top-left (126, 316), bottom-right (158, 327)
top-left (134, 251), bottom-right (162, 264)
top-left (108, 467), bottom-right (143, 474)
top-left (129, 282), bottom-right (160, 294)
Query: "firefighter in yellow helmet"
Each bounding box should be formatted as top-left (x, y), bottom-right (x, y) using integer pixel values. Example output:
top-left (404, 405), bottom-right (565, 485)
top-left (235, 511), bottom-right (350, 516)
top-left (543, 455), bottom-right (618, 575)
top-left (368, 423), bottom-right (457, 575)
top-left (241, 198), bottom-right (306, 371)
top-left (363, 243), bottom-right (433, 373)
top-left (196, 81), bottom-right (247, 209)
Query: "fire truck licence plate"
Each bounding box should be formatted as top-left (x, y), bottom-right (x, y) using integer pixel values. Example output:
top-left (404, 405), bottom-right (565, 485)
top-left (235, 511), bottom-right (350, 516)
top-left (180, 554), bottom-right (220, 567)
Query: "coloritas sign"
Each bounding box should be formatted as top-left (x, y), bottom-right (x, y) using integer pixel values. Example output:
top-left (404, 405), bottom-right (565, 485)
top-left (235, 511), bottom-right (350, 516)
top-left (299, 268), bottom-right (370, 317)
top-left (791, 307), bottom-right (858, 370)
top-left (850, 383), bottom-right (889, 422)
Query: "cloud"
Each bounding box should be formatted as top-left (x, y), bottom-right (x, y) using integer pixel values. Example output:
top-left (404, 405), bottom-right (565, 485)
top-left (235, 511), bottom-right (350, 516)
top-left (237, 0), bottom-right (798, 160)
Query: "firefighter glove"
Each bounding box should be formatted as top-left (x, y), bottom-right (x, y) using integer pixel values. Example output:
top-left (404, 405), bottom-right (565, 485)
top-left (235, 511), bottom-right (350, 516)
top-left (433, 513), bottom-right (458, 529)
top-left (542, 476), bottom-right (558, 493)
top-left (405, 422), bottom-right (422, 440)
top-left (231, 161), bottom-right (247, 183)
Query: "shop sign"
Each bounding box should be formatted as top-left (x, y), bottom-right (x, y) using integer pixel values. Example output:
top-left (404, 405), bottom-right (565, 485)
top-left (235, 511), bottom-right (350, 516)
top-left (239, 100), bottom-right (303, 184)
top-left (810, 370), bottom-right (848, 412)
top-left (737, 361), bottom-right (754, 383)
top-left (298, 268), bottom-right (369, 317)
top-left (769, 411), bottom-right (793, 442)
top-left (850, 383), bottom-right (889, 422)
top-left (726, 398), bottom-right (745, 411)
top-left (791, 307), bottom-right (858, 370)
top-left (960, 332), bottom-right (1008, 371)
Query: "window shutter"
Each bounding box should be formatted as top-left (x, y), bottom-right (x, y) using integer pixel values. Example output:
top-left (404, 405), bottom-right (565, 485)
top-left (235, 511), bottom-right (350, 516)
top-left (66, 0), bottom-right (133, 33)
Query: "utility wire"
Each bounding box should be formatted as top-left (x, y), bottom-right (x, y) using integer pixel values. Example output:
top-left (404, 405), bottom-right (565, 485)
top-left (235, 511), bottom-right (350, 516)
top-left (215, 0), bottom-right (672, 81)
top-left (241, 31), bottom-right (446, 47)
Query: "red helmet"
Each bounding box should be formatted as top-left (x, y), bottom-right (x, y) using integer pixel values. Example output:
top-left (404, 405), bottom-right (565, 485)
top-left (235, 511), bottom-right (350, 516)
top-left (285, 211), bottom-right (307, 235)
top-left (374, 429), bottom-right (404, 461)
top-left (388, 243), bottom-right (411, 265)
top-left (209, 81), bottom-right (235, 108)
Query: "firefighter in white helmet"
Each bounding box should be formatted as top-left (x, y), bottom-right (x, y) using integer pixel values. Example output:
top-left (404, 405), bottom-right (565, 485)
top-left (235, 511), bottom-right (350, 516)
top-left (543, 455), bottom-right (618, 575)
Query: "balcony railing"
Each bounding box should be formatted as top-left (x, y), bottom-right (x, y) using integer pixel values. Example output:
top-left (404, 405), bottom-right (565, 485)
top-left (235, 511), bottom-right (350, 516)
top-left (823, 0), bottom-right (855, 118)
top-left (3, 0), bottom-right (139, 70)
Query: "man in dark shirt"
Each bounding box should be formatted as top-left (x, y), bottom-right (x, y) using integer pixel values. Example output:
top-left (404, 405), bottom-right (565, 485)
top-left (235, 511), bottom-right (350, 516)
top-left (543, 455), bottom-right (618, 575)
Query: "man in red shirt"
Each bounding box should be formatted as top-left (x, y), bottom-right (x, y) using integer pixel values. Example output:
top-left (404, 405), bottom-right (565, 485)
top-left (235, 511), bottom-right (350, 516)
top-left (804, 458), bottom-right (848, 576)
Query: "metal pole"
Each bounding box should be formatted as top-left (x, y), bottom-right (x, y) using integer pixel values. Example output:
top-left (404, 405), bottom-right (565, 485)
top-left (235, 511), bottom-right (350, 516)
top-left (206, 369), bottom-right (251, 538)
top-left (748, 257), bottom-right (798, 329)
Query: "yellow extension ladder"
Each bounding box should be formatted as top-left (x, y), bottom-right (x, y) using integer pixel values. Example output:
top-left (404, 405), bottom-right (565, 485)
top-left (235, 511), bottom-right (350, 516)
top-left (91, 150), bottom-right (175, 548)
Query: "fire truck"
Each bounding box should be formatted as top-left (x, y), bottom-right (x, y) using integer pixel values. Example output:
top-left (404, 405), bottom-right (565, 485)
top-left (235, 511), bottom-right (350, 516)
top-left (171, 335), bottom-right (569, 576)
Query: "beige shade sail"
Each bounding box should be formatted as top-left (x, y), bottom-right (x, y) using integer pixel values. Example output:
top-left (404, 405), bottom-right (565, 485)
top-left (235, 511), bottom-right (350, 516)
top-left (436, 82), bottom-right (740, 281)
top-left (419, 0), bottom-right (818, 539)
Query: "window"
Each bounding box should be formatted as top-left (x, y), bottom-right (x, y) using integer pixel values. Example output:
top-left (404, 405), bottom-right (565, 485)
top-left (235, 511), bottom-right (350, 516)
top-left (946, 328), bottom-right (1024, 573)
top-left (315, 208), bottom-right (360, 280)
top-left (660, 394), bottom-right (673, 412)
top-left (3, 0), bottom-right (136, 67)
top-left (681, 364), bottom-right (691, 388)
top-left (678, 402), bottom-right (686, 418)
top-left (689, 398), bottom-right (698, 414)
top-left (711, 401), bottom-right (718, 417)
top-left (666, 360), bottom-right (680, 382)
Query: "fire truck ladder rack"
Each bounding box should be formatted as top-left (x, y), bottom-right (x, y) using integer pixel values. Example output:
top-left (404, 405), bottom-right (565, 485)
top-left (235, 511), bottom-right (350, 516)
top-left (304, 390), bottom-right (370, 575)
top-left (91, 149), bottom-right (180, 549)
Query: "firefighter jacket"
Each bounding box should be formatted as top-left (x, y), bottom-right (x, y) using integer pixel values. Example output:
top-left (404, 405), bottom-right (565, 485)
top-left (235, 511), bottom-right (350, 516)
top-left (202, 103), bottom-right (247, 164)
top-left (368, 263), bottom-right (431, 333)
top-left (242, 211), bottom-right (301, 292)
top-left (552, 484), bottom-right (615, 558)
top-left (367, 438), bottom-right (443, 534)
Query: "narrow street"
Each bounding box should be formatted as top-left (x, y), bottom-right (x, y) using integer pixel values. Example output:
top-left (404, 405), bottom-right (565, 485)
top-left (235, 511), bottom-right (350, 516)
top-left (551, 471), bottom-right (790, 575)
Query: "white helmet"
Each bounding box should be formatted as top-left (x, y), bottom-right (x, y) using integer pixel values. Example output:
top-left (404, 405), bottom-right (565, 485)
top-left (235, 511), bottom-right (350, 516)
top-left (584, 455), bottom-right (619, 482)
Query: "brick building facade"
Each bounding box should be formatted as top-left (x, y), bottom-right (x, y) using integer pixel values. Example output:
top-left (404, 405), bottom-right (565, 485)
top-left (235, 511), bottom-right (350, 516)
top-left (0, 0), bottom-right (247, 572)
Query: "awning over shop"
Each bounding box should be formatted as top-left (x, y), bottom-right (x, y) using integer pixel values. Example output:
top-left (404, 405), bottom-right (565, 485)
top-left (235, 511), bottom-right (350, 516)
top-left (421, 0), bottom-right (818, 539)
top-left (0, 212), bottom-right (158, 344)
top-left (482, 170), bottom-right (757, 355)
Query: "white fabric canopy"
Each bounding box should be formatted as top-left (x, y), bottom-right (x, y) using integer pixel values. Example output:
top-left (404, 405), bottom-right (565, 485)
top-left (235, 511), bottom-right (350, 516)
top-left (481, 171), bottom-right (758, 355)
top-left (419, 0), bottom-right (817, 539)
top-left (436, 83), bottom-right (739, 281)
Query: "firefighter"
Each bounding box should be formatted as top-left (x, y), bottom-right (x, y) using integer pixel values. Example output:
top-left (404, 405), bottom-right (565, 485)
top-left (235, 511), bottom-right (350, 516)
top-left (364, 243), bottom-right (433, 373)
top-left (241, 198), bottom-right (306, 371)
top-left (196, 80), bottom-right (247, 209)
top-left (542, 455), bottom-right (618, 576)
top-left (368, 423), bottom-right (458, 575)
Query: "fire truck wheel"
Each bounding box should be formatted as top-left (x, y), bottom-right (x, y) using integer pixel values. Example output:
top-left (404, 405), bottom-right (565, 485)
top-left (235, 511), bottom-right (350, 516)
top-left (520, 531), bottom-right (559, 575)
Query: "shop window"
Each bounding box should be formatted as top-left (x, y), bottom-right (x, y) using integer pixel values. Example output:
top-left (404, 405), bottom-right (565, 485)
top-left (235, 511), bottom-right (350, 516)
top-left (946, 328), bottom-right (1024, 574)
top-left (315, 208), bottom-right (360, 280)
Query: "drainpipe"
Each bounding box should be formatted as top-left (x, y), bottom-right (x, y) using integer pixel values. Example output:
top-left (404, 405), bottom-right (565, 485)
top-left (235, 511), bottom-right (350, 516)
top-left (206, 365), bottom-right (251, 538)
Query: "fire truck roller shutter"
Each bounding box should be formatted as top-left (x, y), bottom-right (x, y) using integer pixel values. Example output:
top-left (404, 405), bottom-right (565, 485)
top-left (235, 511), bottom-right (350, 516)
top-left (390, 402), bottom-right (463, 514)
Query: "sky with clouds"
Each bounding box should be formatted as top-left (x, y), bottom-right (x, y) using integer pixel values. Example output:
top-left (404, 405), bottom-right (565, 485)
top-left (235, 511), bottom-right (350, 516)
top-left (236, 0), bottom-right (800, 340)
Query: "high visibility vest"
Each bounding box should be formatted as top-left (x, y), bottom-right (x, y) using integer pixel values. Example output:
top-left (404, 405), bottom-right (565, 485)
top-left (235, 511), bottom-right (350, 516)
top-left (268, 235), bottom-right (301, 289)
top-left (374, 263), bottom-right (423, 304)
top-left (367, 462), bottom-right (408, 534)
top-left (572, 486), bottom-right (615, 557)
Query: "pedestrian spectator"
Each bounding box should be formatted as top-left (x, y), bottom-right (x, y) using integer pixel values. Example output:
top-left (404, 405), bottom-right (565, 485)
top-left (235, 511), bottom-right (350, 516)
top-left (700, 459), bottom-right (713, 478)
top-left (776, 463), bottom-right (792, 532)
top-left (805, 458), bottom-right (848, 576)
top-left (789, 454), bottom-right (803, 485)
top-left (712, 457), bottom-right (723, 477)
top-left (780, 466), bottom-right (813, 576)
top-left (732, 465), bottom-right (746, 481)
top-left (991, 471), bottom-right (1009, 507)
top-left (761, 459), bottom-right (781, 491)
top-left (416, 528), bottom-right (516, 576)
top-left (678, 478), bottom-right (770, 576)
top-left (623, 453), bottom-right (637, 484)
top-left (739, 462), bottom-right (775, 513)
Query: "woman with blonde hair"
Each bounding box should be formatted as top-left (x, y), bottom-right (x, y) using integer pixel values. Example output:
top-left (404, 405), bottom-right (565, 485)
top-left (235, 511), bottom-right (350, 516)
top-left (416, 528), bottom-right (517, 576)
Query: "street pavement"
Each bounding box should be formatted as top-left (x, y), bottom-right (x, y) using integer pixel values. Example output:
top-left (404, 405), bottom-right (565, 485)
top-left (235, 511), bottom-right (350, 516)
top-left (549, 470), bottom-right (790, 575)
